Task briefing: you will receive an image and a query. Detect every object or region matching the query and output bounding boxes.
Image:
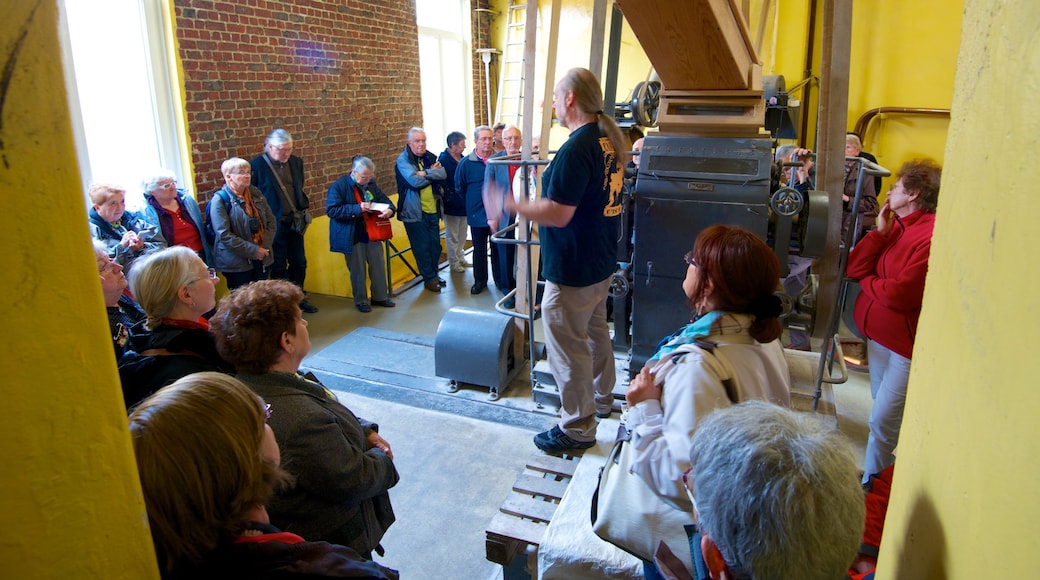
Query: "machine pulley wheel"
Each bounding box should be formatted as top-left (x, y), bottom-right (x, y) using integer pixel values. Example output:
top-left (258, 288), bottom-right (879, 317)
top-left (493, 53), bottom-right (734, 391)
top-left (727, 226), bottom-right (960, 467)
top-left (631, 81), bottom-right (661, 128)
top-left (770, 186), bottom-right (804, 217)
top-left (609, 271), bottom-right (631, 298)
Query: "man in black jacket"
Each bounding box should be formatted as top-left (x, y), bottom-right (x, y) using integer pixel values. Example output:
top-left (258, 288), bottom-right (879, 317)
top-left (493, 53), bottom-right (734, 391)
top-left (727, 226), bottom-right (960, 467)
top-left (251, 128), bottom-right (319, 313)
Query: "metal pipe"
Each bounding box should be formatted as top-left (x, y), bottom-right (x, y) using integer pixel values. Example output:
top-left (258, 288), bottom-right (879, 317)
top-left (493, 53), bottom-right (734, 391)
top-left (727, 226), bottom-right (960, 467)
top-left (853, 107), bottom-right (951, 141)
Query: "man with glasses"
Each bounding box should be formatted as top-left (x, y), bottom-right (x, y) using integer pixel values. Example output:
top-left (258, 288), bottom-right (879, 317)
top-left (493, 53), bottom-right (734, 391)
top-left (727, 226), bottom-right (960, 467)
top-left (251, 128), bottom-right (318, 313)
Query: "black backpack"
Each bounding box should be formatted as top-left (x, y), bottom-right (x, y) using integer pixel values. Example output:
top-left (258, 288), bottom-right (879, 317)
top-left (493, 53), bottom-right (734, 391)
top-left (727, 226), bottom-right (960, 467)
top-left (204, 188), bottom-right (233, 247)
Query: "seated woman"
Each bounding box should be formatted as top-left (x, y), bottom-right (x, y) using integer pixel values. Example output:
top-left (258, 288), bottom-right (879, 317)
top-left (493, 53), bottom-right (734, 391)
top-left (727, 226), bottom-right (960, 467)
top-left (87, 182), bottom-right (165, 273)
top-left (625, 225), bottom-right (792, 578)
top-left (93, 239), bottom-right (145, 358)
top-left (129, 372), bottom-right (398, 579)
top-left (210, 279), bottom-right (399, 559)
top-left (118, 246), bottom-right (232, 409)
top-left (140, 168), bottom-right (211, 264)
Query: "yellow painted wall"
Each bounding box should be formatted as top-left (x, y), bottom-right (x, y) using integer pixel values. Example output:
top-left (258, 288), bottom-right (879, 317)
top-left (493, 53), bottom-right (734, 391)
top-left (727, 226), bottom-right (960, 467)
top-left (0, 2), bottom-right (158, 577)
top-left (304, 193), bottom-right (431, 297)
top-left (875, 0), bottom-right (1040, 576)
top-left (767, 0), bottom-right (963, 194)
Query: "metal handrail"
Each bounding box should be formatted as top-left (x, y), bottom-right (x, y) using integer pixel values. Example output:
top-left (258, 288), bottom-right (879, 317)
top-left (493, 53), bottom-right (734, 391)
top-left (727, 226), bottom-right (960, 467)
top-left (812, 156), bottom-right (891, 410)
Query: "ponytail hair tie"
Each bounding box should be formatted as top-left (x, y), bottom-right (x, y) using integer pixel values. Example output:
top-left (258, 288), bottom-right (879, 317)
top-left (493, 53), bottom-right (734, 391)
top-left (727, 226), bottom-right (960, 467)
top-left (750, 294), bottom-right (783, 320)
top-left (595, 110), bottom-right (603, 115)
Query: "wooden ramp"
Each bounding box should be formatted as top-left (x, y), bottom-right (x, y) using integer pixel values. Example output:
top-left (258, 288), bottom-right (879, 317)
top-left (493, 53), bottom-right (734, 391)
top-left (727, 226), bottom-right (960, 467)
top-left (485, 452), bottom-right (582, 577)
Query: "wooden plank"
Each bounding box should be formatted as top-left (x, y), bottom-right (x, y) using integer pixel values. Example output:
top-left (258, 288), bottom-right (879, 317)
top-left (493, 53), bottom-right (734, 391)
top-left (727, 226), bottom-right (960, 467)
top-left (500, 493), bottom-right (559, 523)
top-left (512, 473), bottom-right (569, 500)
top-left (526, 453), bottom-right (578, 478)
top-left (487, 512), bottom-right (548, 546)
top-left (615, 0), bottom-right (756, 90)
top-left (486, 533), bottom-right (523, 566)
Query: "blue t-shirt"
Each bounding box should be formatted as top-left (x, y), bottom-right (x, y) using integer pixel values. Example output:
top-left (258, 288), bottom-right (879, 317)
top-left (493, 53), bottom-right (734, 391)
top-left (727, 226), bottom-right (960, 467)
top-left (539, 122), bottom-right (623, 286)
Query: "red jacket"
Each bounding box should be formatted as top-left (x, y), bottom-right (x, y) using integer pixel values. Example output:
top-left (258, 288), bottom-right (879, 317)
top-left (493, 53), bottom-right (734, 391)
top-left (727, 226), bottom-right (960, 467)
top-left (846, 210), bottom-right (936, 359)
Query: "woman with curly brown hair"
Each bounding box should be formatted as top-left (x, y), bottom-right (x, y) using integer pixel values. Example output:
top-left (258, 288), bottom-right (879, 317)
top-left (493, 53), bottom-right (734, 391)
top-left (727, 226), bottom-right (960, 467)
top-left (622, 225), bottom-right (792, 579)
top-left (210, 280), bottom-right (399, 562)
top-left (129, 372), bottom-right (397, 579)
top-left (847, 158), bottom-right (942, 483)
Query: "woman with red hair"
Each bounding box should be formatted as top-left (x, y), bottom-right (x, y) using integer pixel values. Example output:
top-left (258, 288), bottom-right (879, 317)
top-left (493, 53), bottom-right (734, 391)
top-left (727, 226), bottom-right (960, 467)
top-left (624, 225), bottom-right (792, 578)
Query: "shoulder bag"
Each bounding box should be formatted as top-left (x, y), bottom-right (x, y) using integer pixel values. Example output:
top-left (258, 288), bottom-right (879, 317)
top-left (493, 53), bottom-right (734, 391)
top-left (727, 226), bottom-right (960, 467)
top-left (354, 185), bottom-right (393, 242)
top-left (590, 340), bottom-right (735, 566)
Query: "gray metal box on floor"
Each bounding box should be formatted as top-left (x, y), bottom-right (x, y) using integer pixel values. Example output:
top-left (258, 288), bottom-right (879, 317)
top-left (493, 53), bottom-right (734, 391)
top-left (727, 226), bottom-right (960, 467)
top-left (434, 306), bottom-right (521, 400)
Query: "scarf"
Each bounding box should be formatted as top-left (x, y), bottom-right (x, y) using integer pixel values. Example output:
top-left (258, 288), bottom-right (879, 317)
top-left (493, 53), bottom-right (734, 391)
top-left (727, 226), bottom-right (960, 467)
top-left (648, 311), bottom-right (725, 363)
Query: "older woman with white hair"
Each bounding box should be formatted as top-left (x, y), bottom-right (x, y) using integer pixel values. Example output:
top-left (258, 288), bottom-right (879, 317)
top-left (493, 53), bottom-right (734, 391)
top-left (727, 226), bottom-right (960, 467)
top-left (684, 401), bottom-right (864, 580)
top-left (210, 157), bottom-right (277, 289)
top-left (140, 168), bottom-right (210, 264)
top-left (118, 246), bottom-right (232, 409)
top-left (93, 239), bottom-right (145, 359)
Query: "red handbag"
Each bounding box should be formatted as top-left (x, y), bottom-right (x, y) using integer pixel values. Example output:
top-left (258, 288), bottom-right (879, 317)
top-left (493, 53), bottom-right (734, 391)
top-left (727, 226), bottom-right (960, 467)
top-left (354, 186), bottom-right (393, 242)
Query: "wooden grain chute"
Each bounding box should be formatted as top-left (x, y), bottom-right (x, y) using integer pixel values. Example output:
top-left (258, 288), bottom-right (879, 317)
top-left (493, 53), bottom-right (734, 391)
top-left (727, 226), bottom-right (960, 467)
top-left (614, 0), bottom-right (766, 137)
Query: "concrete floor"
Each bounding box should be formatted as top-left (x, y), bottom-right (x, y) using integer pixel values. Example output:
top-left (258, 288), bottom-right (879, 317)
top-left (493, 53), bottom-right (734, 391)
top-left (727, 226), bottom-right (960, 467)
top-left (299, 257), bottom-right (874, 579)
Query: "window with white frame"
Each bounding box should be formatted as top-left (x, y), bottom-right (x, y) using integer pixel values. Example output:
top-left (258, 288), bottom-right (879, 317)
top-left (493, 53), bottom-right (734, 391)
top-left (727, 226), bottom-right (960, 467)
top-left (416, 0), bottom-right (474, 148)
top-left (61, 0), bottom-right (188, 210)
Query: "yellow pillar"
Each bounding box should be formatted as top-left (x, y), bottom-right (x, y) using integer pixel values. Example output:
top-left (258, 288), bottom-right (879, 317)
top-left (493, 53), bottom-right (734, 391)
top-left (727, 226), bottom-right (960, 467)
top-left (875, 0), bottom-right (1040, 576)
top-left (0, 2), bottom-right (158, 577)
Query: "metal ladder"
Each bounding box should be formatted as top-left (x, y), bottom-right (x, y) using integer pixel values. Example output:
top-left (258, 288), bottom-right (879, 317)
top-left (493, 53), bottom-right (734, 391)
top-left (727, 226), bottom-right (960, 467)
top-left (495, 0), bottom-right (529, 127)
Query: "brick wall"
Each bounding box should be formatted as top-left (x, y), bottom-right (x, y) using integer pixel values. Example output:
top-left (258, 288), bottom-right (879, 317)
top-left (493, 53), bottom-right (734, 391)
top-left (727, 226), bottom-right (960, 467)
top-left (174, 0), bottom-right (423, 214)
top-left (470, 0), bottom-right (491, 126)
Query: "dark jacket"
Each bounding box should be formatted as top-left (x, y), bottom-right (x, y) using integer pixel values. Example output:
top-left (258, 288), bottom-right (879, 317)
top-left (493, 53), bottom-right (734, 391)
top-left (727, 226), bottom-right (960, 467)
top-left (393, 145), bottom-right (445, 222)
top-left (141, 189), bottom-right (212, 264)
top-left (236, 372), bottom-right (399, 556)
top-left (117, 322), bottom-right (233, 410)
top-left (251, 153), bottom-right (310, 221)
top-left (455, 150), bottom-right (489, 227)
top-left (327, 175), bottom-right (395, 255)
top-left (438, 148), bottom-right (465, 216)
top-left (209, 184), bottom-right (277, 273)
top-left (169, 523), bottom-right (398, 580)
top-left (88, 207), bottom-right (165, 271)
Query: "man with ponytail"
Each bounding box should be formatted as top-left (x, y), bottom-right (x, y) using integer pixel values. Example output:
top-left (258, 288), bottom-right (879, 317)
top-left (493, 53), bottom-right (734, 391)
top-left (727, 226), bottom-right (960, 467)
top-left (508, 67), bottom-right (627, 453)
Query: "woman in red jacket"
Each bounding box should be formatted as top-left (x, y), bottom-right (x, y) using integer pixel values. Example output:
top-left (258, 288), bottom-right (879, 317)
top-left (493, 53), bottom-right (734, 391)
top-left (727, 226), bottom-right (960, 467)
top-left (846, 159), bottom-right (942, 483)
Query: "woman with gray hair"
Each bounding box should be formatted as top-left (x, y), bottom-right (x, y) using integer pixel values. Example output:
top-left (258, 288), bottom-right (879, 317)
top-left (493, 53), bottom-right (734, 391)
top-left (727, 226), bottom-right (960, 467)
top-left (140, 168), bottom-right (211, 264)
top-left (326, 156), bottom-right (397, 313)
top-left (684, 401), bottom-right (864, 580)
top-left (117, 246), bottom-right (232, 409)
top-left (210, 157), bottom-right (277, 289)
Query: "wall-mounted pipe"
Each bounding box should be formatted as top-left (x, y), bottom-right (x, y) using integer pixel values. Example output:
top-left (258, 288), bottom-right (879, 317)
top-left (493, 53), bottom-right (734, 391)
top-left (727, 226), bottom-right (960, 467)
top-left (853, 107), bottom-right (951, 140)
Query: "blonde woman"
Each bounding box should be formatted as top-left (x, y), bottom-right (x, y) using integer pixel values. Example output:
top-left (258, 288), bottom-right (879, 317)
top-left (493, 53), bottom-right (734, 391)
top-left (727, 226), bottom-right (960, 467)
top-left (117, 246), bottom-right (231, 408)
top-left (130, 372), bottom-right (397, 579)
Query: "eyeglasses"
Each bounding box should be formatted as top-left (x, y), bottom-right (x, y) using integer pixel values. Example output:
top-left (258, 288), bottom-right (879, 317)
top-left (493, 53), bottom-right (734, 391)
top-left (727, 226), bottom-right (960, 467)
top-left (157, 181), bottom-right (177, 190)
top-left (682, 466), bottom-right (699, 516)
top-left (684, 254), bottom-right (698, 268)
top-left (232, 170), bottom-right (252, 176)
top-left (189, 268), bottom-right (218, 284)
top-left (264, 403), bottom-right (272, 420)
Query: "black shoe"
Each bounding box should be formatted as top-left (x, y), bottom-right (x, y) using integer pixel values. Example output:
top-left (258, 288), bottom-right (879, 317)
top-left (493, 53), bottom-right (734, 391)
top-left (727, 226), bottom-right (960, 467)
top-left (470, 283), bottom-right (486, 295)
top-left (534, 426), bottom-right (595, 453)
top-left (356, 303), bottom-right (372, 313)
top-left (438, 277), bottom-right (447, 287)
top-left (300, 299), bottom-right (319, 313)
top-left (371, 299), bottom-right (396, 308)
top-left (424, 279), bottom-right (441, 293)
